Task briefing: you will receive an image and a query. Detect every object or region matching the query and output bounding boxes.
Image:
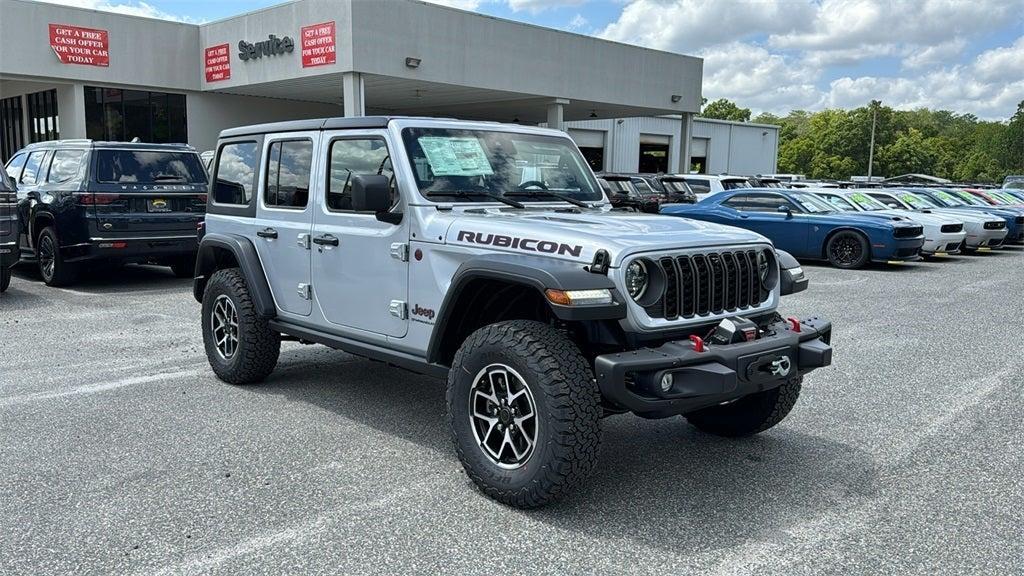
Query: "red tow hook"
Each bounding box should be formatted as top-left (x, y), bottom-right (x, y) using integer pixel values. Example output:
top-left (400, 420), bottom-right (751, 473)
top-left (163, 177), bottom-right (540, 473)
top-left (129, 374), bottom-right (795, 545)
top-left (786, 317), bottom-right (802, 333)
top-left (689, 335), bottom-right (706, 353)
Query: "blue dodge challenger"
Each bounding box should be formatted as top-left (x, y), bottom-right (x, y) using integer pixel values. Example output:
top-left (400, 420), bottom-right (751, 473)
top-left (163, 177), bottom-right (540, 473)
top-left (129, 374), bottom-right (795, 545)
top-left (661, 188), bottom-right (926, 269)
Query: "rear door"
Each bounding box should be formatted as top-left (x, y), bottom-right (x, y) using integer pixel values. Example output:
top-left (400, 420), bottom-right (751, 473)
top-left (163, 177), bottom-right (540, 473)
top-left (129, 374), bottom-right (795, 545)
top-left (253, 132), bottom-right (316, 317)
top-left (89, 148), bottom-right (207, 238)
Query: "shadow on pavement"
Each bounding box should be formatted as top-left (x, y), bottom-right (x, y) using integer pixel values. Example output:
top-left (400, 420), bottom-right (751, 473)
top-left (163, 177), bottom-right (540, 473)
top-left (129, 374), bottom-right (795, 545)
top-left (253, 350), bottom-right (876, 556)
top-left (9, 262), bottom-right (190, 293)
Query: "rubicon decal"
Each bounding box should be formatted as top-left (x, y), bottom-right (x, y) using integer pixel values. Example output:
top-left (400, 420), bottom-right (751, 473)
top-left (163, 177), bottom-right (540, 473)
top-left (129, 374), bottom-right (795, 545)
top-left (457, 231), bottom-right (583, 257)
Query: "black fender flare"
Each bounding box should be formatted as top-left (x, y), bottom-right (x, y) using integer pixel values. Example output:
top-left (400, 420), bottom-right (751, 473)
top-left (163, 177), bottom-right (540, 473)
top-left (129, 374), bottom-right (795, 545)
top-left (193, 233), bottom-right (275, 318)
top-left (775, 249), bottom-right (808, 296)
top-left (425, 253), bottom-right (625, 364)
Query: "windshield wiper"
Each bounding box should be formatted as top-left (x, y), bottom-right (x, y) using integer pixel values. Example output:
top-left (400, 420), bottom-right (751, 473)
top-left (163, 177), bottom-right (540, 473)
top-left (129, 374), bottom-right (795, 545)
top-left (423, 190), bottom-right (524, 209)
top-left (505, 189), bottom-right (591, 208)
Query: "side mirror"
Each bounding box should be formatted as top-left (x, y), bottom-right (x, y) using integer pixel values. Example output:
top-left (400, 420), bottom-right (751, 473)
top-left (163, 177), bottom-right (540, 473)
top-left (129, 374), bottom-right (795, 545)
top-left (777, 250), bottom-right (808, 296)
top-left (777, 205), bottom-right (792, 217)
top-left (351, 174), bottom-right (400, 223)
top-left (887, 203), bottom-right (899, 209)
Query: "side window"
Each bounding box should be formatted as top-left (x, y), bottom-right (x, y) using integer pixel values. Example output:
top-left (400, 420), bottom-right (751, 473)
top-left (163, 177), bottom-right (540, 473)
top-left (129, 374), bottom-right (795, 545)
top-left (722, 194), bottom-right (751, 210)
top-left (264, 139), bottom-right (312, 209)
top-left (631, 177), bottom-right (652, 193)
top-left (686, 179), bottom-right (711, 194)
top-left (326, 138), bottom-right (396, 212)
top-left (868, 193), bottom-right (896, 207)
top-left (5, 153), bottom-right (27, 180)
top-left (213, 141), bottom-right (258, 206)
top-left (47, 149), bottom-right (87, 184)
top-left (20, 150), bottom-right (48, 186)
top-left (746, 194), bottom-right (791, 212)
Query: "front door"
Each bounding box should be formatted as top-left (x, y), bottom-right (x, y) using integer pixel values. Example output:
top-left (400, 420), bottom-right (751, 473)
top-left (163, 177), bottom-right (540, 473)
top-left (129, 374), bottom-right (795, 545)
top-left (311, 130), bottom-right (409, 338)
top-left (253, 133), bottom-right (316, 317)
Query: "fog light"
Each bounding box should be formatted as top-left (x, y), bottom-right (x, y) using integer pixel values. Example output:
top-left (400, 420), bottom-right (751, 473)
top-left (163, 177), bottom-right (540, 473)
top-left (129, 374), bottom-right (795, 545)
top-left (660, 373), bottom-right (674, 393)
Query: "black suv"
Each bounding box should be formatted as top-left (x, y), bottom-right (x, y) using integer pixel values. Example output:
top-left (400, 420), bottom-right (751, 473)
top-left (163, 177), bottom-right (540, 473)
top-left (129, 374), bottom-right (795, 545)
top-left (4, 141), bottom-right (207, 286)
top-left (596, 173), bottom-right (663, 213)
top-left (1, 169), bottom-right (17, 292)
top-left (632, 173), bottom-right (698, 204)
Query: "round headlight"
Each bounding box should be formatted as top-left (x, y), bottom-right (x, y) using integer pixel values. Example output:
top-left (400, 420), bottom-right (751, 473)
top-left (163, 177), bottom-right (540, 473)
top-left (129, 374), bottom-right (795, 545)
top-left (625, 260), bottom-right (649, 300)
top-left (757, 250), bottom-right (770, 283)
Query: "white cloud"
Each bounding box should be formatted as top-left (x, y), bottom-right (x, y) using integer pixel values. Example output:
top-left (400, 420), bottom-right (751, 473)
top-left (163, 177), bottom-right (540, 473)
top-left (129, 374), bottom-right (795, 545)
top-left (32, 0), bottom-right (201, 23)
top-left (422, 0), bottom-right (484, 10)
top-left (699, 42), bottom-right (825, 114)
top-left (507, 0), bottom-right (588, 14)
top-left (566, 13), bottom-right (588, 31)
top-left (901, 40), bottom-right (966, 71)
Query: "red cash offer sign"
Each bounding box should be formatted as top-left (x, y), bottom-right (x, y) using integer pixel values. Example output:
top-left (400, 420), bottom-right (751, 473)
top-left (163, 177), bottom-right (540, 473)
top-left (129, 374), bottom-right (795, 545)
top-left (205, 43), bottom-right (231, 82)
top-left (301, 21), bottom-right (336, 68)
top-left (49, 24), bottom-right (109, 67)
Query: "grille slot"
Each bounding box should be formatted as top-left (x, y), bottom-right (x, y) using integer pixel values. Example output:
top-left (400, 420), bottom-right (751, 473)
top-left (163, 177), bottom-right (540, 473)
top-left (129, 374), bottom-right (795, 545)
top-left (647, 248), bottom-right (769, 320)
top-left (940, 223), bottom-right (963, 233)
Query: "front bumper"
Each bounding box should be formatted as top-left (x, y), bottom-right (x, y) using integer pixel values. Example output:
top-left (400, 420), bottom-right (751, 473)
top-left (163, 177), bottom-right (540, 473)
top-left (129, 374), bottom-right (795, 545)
top-left (965, 227), bottom-right (1008, 249)
top-left (594, 317), bottom-right (832, 418)
top-left (872, 237), bottom-right (924, 262)
top-left (921, 231), bottom-right (966, 255)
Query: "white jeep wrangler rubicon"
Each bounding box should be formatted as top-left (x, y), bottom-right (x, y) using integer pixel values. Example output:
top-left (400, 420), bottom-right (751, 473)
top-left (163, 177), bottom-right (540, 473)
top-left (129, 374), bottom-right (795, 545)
top-left (193, 117), bottom-right (832, 508)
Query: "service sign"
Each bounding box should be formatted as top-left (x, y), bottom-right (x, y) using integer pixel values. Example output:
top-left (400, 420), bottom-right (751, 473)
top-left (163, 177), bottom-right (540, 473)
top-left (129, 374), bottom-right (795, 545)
top-left (205, 43), bottom-right (231, 82)
top-left (301, 21), bottom-right (336, 68)
top-left (49, 24), bottom-right (109, 67)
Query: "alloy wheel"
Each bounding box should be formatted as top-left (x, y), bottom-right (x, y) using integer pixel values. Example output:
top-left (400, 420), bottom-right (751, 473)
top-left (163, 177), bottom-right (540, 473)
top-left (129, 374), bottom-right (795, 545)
top-left (38, 235), bottom-right (56, 280)
top-left (468, 364), bottom-right (539, 470)
top-left (211, 295), bottom-right (240, 359)
top-left (830, 235), bottom-right (863, 266)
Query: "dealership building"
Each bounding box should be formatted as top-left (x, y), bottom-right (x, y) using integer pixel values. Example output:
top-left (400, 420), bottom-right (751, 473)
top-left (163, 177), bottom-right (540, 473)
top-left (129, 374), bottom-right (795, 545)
top-left (0, 0), bottom-right (777, 175)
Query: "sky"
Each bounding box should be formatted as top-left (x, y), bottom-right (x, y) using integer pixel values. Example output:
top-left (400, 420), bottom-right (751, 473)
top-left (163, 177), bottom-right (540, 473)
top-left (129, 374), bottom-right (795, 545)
top-left (36, 0), bottom-right (1024, 120)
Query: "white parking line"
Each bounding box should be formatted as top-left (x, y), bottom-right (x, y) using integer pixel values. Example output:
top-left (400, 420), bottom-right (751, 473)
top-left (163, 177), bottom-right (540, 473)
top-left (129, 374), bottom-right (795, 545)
top-left (0, 368), bottom-right (204, 408)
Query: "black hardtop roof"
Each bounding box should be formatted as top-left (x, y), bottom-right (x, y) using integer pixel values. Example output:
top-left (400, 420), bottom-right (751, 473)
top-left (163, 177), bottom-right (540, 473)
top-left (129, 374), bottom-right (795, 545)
top-left (20, 140), bottom-right (196, 152)
top-left (218, 115), bottom-right (462, 139)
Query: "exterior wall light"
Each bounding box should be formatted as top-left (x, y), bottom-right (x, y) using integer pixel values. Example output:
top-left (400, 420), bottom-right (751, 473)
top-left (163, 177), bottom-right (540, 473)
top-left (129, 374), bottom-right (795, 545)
top-left (671, 94), bottom-right (682, 103)
top-left (405, 57), bottom-right (421, 68)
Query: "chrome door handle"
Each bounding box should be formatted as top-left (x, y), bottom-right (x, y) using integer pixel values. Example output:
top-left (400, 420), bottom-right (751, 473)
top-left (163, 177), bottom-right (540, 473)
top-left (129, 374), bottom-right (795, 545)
top-left (256, 227), bottom-right (278, 239)
top-left (312, 234), bottom-right (339, 247)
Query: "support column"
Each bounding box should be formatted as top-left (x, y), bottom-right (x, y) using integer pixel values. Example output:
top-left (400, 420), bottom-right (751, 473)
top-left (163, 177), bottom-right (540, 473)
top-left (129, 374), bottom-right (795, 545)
top-left (677, 112), bottom-right (693, 174)
top-left (342, 72), bottom-right (365, 117)
top-left (56, 84), bottom-right (87, 139)
top-left (546, 98), bottom-right (569, 132)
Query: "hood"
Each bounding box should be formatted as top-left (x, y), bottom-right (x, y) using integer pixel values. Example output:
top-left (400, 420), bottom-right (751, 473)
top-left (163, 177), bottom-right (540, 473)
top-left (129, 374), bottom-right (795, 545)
top-left (444, 209), bottom-right (770, 266)
top-left (921, 208), bottom-right (998, 224)
top-left (879, 209), bottom-right (959, 225)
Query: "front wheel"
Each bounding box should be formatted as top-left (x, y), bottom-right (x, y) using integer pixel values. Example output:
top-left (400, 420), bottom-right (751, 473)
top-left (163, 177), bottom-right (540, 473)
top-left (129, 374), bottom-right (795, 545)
top-left (685, 375), bottom-right (802, 437)
top-left (0, 266), bottom-right (10, 292)
top-left (447, 320), bottom-right (602, 508)
top-left (201, 267), bottom-right (280, 384)
top-left (826, 231), bottom-right (870, 269)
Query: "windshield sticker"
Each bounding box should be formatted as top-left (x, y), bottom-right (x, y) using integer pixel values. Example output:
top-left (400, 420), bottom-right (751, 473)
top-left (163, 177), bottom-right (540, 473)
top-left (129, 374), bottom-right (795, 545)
top-left (850, 193), bottom-right (873, 206)
top-left (418, 137), bottom-right (494, 177)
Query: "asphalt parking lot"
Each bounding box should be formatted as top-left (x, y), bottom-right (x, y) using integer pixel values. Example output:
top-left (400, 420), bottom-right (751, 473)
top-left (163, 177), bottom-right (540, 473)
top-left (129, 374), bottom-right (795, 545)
top-left (1, 250), bottom-right (1022, 576)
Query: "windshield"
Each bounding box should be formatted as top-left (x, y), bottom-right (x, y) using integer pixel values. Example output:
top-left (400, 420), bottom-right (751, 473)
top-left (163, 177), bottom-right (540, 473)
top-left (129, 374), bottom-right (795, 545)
top-left (401, 128), bottom-right (602, 203)
top-left (603, 178), bottom-right (635, 196)
top-left (722, 179), bottom-right (750, 190)
top-left (897, 191), bottom-right (937, 209)
top-left (949, 189), bottom-right (987, 206)
top-left (990, 191), bottom-right (1020, 204)
top-left (818, 193), bottom-right (857, 211)
top-left (846, 192), bottom-right (889, 211)
top-left (661, 179), bottom-right (693, 194)
top-left (789, 192), bottom-right (834, 213)
top-left (95, 150), bottom-right (207, 184)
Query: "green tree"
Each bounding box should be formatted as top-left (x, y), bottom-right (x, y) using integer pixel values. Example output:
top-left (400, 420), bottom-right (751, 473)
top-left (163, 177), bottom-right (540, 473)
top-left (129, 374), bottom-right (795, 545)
top-left (878, 128), bottom-right (937, 176)
top-left (701, 98), bottom-right (751, 122)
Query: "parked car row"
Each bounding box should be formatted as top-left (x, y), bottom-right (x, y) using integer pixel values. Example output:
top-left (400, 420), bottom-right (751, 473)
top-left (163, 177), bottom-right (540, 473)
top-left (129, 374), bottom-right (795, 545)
top-left (660, 184), bottom-right (1022, 269)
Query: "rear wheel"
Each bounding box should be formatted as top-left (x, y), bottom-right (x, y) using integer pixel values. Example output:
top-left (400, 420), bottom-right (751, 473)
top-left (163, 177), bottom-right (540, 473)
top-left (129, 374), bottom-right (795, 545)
top-left (447, 320), bottom-right (602, 508)
top-left (170, 254), bottom-right (196, 279)
top-left (201, 267), bottom-right (280, 384)
top-left (826, 231), bottom-right (870, 269)
top-left (36, 227), bottom-right (78, 287)
top-left (685, 375), bottom-right (802, 437)
top-left (0, 266), bottom-right (10, 292)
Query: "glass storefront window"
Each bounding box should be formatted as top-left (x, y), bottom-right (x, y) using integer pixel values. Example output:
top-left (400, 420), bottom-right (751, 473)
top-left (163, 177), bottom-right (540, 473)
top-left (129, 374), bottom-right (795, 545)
top-left (85, 86), bottom-right (187, 144)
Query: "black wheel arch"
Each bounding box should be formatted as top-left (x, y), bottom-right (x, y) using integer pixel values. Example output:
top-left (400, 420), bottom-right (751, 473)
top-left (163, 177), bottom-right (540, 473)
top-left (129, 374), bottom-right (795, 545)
top-left (193, 233), bottom-right (275, 318)
top-left (426, 253), bottom-right (626, 366)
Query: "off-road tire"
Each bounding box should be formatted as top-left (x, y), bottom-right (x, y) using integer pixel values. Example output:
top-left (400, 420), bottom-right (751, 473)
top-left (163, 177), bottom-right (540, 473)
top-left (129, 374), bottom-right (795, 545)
top-left (447, 320), bottom-right (602, 508)
top-left (169, 254), bottom-right (196, 279)
top-left (0, 266), bottom-right (10, 292)
top-left (37, 227), bottom-right (78, 287)
top-left (825, 230), bottom-right (870, 269)
top-left (685, 375), bottom-right (802, 437)
top-left (201, 267), bottom-right (280, 385)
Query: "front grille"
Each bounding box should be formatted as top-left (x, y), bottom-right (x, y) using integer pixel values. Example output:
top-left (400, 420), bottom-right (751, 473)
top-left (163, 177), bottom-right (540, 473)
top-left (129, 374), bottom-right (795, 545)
top-left (896, 247), bottom-right (919, 257)
top-left (648, 249), bottom-right (768, 320)
top-left (940, 223), bottom-right (963, 233)
top-left (894, 225), bottom-right (923, 238)
top-left (985, 221), bottom-right (1006, 230)
top-left (946, 242), bottom-right (961, 251)
top-left (989, 238), bottom-right (1003, 247)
